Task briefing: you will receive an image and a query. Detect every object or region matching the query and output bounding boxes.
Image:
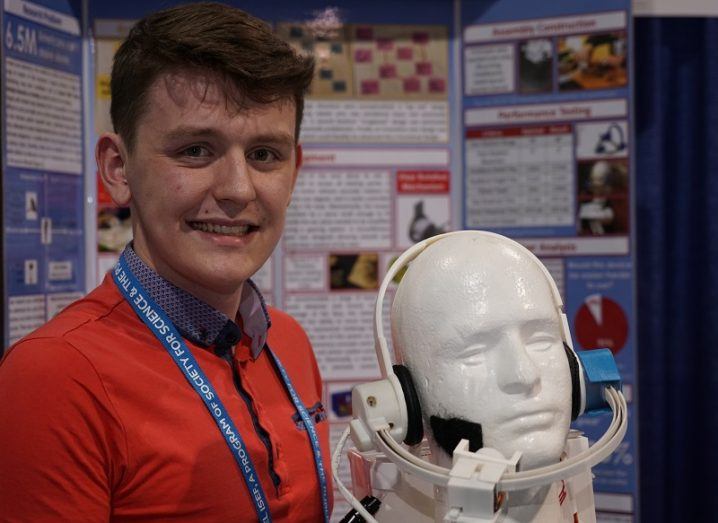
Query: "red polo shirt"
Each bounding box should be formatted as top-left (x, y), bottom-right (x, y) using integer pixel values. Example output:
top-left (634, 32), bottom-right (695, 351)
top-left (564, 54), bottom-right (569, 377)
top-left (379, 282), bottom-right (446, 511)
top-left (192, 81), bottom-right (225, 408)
top-left (0, 274), bottom-right (332, 522)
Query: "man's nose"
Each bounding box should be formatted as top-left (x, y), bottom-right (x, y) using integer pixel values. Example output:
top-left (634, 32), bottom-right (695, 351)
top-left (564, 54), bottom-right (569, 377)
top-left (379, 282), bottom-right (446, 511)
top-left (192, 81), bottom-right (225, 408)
top-left (213, 151), bottom-right (257, 211)
top-left (495, 331), bottom-right (540, 395)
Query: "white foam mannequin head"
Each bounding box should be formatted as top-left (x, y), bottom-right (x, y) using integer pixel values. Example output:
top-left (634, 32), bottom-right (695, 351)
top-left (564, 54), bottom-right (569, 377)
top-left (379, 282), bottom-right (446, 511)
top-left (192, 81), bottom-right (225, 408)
top-left (589, 160), bottom-right (611, 195)
top-left (391, 233), bottom-right (572, 471)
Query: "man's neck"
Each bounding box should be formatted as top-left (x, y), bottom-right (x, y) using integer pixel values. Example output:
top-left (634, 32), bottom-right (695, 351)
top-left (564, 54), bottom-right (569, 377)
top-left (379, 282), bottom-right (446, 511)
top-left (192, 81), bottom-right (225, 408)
top-left (131, 243), bottom-right (243, 319)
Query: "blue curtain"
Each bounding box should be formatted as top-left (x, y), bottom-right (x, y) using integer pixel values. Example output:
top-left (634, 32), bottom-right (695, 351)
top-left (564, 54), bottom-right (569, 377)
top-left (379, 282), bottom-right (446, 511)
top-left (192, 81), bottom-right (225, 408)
top-left (635, 17), bottom-right (718, 522)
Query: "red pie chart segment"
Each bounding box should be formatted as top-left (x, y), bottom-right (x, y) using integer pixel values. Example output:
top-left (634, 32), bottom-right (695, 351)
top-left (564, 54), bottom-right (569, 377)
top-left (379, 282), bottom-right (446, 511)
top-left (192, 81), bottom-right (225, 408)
top-left (574, 294), bottom-right (628, 354)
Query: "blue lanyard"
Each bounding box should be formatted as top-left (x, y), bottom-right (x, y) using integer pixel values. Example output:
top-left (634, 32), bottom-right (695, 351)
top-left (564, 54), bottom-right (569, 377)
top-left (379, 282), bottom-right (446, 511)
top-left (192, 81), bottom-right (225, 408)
top-left (112, 256), bottom-right (330, 523)
top-left (268, 351), bottom-right (330, 523)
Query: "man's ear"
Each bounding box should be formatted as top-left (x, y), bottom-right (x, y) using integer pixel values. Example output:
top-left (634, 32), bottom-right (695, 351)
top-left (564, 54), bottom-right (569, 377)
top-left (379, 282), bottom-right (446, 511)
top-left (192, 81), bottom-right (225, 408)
top-left (289, 143), bottom-right (302, 199)
top-left (96, 133), bottom-right (131, 207)
top-left (294, 143), bottom-right (303, 171)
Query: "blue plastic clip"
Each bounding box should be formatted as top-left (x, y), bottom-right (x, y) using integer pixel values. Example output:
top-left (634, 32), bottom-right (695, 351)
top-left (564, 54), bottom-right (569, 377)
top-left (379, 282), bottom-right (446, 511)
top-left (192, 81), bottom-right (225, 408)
top-left (576, 349), bottom-right (622, 414)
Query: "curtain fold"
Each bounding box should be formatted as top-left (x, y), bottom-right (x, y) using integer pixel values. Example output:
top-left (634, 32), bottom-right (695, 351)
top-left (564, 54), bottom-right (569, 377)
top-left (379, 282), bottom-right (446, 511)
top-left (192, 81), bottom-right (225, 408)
top-left (635, 16), bottom-right (718, 522)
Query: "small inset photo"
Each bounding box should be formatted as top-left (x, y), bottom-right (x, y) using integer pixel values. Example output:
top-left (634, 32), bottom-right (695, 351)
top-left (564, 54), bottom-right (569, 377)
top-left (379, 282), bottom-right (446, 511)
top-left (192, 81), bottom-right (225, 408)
top-left (577, 159), bottom-right (629, 236)
top-left (329, 253), bottom-right (379, 290)
top-left (575, 120), bottom-right (628, 160)
top-left (25, 192), bottom-right (39, 221)
top-left (518, 38), bottom-right (553, 94)
top-left (327, 382), bottom-right (355, 421)
top-left (558, 31), bottom-right (627, 91)
top-left (396, 195), bottom-right (450, 249)
top-left (98, 207), bottom-right (132, 253)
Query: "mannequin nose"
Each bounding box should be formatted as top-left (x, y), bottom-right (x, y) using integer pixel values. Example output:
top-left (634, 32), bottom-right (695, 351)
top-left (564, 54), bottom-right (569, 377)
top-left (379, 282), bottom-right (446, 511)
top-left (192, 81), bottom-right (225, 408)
top-left (495, 332), bottom-right (540, 395)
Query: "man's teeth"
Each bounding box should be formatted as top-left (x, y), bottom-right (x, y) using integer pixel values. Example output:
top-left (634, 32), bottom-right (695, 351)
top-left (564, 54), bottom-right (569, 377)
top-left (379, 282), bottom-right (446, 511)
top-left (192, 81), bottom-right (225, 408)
top-left (190, 222), bottom-right (250, 235)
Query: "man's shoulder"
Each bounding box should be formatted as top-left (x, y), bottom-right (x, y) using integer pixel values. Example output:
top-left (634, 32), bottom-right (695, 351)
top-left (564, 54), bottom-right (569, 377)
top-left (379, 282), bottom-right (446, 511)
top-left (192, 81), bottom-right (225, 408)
top-left (266, 306), bottom-right (304, 332)
top-left (4, 275), bottom-right (128, 360)
top-left (265, 306), bottom-right (311, 349)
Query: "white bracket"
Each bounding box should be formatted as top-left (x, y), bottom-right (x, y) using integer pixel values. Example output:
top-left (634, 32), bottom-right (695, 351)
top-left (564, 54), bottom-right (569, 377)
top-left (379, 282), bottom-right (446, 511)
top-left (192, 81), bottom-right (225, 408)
top-left (444, 440), bottom-right (522, 523)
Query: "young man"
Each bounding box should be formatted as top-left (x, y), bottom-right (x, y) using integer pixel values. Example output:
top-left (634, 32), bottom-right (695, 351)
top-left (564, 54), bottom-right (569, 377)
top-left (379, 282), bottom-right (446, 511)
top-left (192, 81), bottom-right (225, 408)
top-left (0, 4), bottom-right (332, 522)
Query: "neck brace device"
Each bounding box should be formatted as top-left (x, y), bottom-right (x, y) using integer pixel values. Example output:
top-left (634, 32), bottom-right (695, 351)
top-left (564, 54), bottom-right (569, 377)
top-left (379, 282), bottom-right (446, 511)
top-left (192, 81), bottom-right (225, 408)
top-left (332, 230), bottom-right (628, 521)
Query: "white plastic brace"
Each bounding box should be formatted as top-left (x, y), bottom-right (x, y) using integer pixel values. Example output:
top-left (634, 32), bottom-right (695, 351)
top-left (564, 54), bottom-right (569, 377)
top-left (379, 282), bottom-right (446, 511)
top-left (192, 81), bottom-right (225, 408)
top-left (444, 440), bottom-right (522, 523)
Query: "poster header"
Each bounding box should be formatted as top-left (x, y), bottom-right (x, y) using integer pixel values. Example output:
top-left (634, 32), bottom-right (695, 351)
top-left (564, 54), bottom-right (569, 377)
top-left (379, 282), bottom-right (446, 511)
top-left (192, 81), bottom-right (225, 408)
top-left (464, 10), bottom-right (626, 44)
top-left (4, 0), bottom-right (80, 36)
top-left (465, 99), bottom-right (627, 126)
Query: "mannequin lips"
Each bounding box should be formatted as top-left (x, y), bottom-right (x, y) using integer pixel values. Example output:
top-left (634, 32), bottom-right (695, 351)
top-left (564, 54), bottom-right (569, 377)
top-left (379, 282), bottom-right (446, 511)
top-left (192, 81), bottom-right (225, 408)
top-left (501, 408), bottom-right (557, 428)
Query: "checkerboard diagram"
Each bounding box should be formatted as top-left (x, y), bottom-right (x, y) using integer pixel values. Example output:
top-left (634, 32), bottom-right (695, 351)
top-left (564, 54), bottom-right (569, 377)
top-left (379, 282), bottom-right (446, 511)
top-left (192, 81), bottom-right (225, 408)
top-left (277, 23), bottom-right (449, 100)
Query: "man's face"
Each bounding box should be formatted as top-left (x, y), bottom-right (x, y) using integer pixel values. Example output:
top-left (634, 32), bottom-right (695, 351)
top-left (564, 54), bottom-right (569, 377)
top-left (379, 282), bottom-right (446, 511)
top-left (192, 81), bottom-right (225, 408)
top-left (120, 71), bottom-right (299, 301)
top-left (393, 236), bottom-right (573, 469)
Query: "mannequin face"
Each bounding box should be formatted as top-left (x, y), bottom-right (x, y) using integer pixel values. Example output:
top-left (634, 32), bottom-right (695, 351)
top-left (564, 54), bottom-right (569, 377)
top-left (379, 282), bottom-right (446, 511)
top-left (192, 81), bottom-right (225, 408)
top-left (589, 161), bottom-right (611, 195)
top-left (392, 234), bottom-right (572, 470)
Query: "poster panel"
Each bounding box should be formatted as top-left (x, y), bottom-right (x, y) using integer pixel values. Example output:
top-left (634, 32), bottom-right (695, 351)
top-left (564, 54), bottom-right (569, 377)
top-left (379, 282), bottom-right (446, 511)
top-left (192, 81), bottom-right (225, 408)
top-left (277, 10), bottom-right (456, 519)
top-left (461, 1), bottom-right (638, 520)
top-left (1, 0), bottom-right (85, 351)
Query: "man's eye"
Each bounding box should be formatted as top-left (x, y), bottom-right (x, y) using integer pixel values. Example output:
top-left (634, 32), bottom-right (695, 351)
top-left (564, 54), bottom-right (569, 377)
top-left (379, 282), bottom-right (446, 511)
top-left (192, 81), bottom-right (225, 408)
top-left (248, 148), bottom-right (278, 162)
top-left (182, 145), bottom-right (210, 158)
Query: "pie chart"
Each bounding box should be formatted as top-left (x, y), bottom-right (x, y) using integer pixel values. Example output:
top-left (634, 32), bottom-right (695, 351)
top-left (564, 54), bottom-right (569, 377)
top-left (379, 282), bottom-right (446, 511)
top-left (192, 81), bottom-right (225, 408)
top-left (574, 293), bottom-right (628, 354)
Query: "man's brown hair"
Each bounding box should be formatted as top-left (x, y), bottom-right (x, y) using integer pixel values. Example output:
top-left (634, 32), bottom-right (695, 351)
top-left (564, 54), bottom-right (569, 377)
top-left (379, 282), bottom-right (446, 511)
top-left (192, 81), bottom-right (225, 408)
top-left (110, 2), bottom-right (314, 150)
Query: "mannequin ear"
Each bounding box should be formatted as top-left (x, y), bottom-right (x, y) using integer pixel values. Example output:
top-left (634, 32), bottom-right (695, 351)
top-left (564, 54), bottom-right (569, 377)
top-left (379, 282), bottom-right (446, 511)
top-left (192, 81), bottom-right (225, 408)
top-left (96, 133), bottom-right (131, 207)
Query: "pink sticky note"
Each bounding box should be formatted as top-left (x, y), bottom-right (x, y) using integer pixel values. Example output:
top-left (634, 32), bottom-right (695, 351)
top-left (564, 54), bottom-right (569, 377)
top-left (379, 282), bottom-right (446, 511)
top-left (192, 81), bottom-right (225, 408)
top-left (376, 38), bottom-right (394, 51)
top-left (416, 61), bottom-right (432, 76)
top-left (403, 77), bottom-right (421, 93)
top-left (429, 78), bottom-right (446, 93)
top-left (354, 49), bottom-right (373, 63)
top-left (361, 79), bottom-right (380, 95)
top-left (379, 64), bottom-right (397, 79)
top-left (397, 47), bottom-right (413, 60)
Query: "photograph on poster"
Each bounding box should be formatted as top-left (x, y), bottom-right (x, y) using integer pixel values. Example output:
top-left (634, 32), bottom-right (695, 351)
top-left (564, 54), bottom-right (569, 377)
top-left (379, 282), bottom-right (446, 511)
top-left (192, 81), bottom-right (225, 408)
top-left (40, 218), bottom-right (52, 245)
top-left (329, 253), bottom-right (379, 290)
top-left (97, 207), bottom-right (132, 253)
top-left (24, 260), bottom-right (38, 286)
top-left (396, 195), bottom-right (450, 248)
top-left (518, 38), bottom-right (553, 94)
top-left (576, 120), bottom-right (629, 159)
top-left (280, 22), bottom-right (448, 100)
top-left (385, 254), bottom-right (409, 286)
top-left (558, 31), bottom-right (628, 91)
top-left (577, 159), bottom-right (629, 236)
top-left (327, 382), bottom-right (356, 421)
top-left (25, 192), bottom-right (38, 221)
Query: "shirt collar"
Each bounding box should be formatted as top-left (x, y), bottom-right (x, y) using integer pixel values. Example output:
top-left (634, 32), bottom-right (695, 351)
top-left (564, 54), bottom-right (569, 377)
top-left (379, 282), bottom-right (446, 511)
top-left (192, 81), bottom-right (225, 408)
top-left (122, 244), bottom-right (271, 358)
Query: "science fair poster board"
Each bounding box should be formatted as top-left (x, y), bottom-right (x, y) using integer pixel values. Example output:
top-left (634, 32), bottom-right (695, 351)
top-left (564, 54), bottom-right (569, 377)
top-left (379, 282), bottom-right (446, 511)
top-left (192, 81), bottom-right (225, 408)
top-left (82, 1), bottom-right (636, 520)
top-left (461, 1), bottom-right (637, 520)
top-left (1, 0), bottom-right (85, 352)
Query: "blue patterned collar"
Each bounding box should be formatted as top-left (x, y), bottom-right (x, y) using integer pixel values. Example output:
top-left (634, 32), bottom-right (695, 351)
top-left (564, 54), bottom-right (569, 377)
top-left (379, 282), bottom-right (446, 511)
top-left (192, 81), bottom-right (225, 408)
top-left (122, 245), bottom-right (271, 358)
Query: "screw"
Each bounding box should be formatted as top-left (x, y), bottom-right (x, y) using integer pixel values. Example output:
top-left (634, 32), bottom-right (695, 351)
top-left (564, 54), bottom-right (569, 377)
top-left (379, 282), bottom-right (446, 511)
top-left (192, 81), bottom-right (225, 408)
top-left (367, 396), bottom-right (377, 407)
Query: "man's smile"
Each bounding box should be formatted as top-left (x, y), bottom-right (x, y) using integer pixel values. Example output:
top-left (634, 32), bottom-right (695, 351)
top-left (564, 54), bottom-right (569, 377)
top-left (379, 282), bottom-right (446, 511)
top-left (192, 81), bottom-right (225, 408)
top-left (187, 221), bottom-right (258, 236)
